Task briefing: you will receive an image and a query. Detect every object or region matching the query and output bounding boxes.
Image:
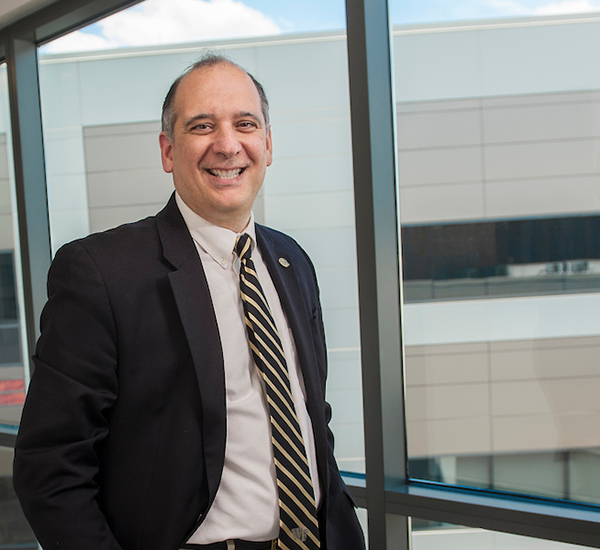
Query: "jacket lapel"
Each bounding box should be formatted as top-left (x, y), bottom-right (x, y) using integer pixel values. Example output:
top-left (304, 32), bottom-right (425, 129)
top-left (156, 196), bottom-right (226, 512)
top-left (255, 226), bottom-right (330, 496)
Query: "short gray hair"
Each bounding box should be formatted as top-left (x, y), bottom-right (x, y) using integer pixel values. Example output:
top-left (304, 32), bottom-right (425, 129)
top-left (161, 52), bottom-right (270, 141)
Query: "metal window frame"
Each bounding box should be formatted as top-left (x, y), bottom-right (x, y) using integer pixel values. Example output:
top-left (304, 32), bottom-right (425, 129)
top-left (344, 0), bottom-right (600, 549)
top-left (0, 0), bottom-right (599, 549)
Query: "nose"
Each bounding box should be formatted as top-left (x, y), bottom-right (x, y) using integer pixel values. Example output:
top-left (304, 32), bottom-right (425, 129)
top-left (212, 125), bottom-right (242, 158)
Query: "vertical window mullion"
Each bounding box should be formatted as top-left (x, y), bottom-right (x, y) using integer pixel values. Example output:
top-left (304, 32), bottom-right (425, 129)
top-left (6, 29), bottom-right (51, 376)
top-left (345, 0), bottom-right (408, 547)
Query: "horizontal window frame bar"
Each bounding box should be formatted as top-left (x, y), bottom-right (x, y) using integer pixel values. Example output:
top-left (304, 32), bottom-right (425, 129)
top-left (346, 480), bottom-right (600, 547)
top-left (2, 0), bottom-right (143, 45)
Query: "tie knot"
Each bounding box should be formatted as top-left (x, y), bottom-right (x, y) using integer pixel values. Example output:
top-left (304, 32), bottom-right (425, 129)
top-left (235, 233), bottom-right (252, 261)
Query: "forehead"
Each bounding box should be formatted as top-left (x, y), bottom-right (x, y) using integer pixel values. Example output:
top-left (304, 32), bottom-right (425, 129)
top-left (173, 63), bottom-right (262, 119)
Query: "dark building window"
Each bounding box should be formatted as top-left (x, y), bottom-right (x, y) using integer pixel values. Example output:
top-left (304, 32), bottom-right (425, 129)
top-left (0, 252), bottom-right (21, 367)
top-left (401, 215), bottom-right (600, 302)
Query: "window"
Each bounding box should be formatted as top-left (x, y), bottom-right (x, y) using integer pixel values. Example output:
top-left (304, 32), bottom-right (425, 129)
top-left (4, 0), bottom-right (600, 548)
top-left (0, 59), bottom-right (35, 549)
top-left (392, 0), bottom-right (600, 531)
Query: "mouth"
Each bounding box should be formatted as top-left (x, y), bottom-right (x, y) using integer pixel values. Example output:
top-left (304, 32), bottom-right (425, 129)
top-left (207, 168), bottom-right (245, 180)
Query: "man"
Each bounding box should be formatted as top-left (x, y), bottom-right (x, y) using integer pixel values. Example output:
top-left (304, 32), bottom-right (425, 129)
top-left (13, 54), bottom-right (365, 550)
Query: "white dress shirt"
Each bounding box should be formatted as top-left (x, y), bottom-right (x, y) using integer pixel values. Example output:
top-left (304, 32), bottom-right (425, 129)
top-left (175, 194), bottom-right (321, 544)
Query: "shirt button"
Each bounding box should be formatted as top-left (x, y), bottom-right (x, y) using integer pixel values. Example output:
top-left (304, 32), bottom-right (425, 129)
top-left (220, 259), bottom-right (227, 267)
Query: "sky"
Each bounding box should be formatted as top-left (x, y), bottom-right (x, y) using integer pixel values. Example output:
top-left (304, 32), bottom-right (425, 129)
top-left (40, 0), bottom-right (600, 54)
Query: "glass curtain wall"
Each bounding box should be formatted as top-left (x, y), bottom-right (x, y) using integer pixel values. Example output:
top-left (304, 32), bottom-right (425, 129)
top-left (391, 0), bottom-right (600, 520)
top-left (38, 0), bottom-right (365, 477)
top-left (0, 62), bottom-right (36, 550)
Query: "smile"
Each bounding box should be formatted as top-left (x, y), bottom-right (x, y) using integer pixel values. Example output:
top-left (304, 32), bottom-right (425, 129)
top-left (207, 168), bottom-right (244, 179)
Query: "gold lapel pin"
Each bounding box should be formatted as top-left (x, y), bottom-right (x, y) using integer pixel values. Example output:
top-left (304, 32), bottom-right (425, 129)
top-left (278, 257), bottom-right (290, 268)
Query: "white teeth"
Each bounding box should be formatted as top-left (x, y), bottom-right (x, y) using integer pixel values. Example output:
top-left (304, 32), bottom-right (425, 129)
top-left (209, 168), bottom-right (243, 179)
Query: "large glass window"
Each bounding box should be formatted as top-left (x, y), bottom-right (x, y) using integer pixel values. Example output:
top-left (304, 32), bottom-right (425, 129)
top-left (391, 3), bottom-right (600, 510)
top-left (0, 61), bottom-right (36, 549)
top-left (0, 64), bottom-right (27, 427)
top-left (38, 0), bottom-right (364, 478)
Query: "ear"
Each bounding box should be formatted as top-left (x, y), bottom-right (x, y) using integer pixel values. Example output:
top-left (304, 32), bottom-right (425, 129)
top-left (159, 132), bottom-right (174, 174)
top-left (266, 126), bottom-right (273, 167)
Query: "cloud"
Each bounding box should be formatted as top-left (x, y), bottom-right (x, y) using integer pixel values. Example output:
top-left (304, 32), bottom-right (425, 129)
top-left (482, 0), bottom-right (600, 16)
top-left (41, 0), bottom-right (281, 54)
top-left (534, 0), bottom-right (600, 14)
top-left (484, 0), bottom-right (532, 15)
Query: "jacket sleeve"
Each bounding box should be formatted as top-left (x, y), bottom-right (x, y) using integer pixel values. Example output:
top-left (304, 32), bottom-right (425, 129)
top-left (13, 241), bottom-right (123, 550)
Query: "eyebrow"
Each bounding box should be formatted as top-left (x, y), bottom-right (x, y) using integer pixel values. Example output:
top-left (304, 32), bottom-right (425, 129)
top-left (183, 114), bottom-right (211, 128)
top-left (183, 111), bottom-right (262, 128)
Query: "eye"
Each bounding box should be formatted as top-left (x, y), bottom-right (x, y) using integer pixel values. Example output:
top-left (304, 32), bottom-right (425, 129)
top-left (238, 121), bottom-right (258, 131)
top-left (190, 123), bottom-right (212, 133)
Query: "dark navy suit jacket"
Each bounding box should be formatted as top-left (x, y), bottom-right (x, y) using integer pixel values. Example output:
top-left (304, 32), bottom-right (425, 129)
top-left (13, 195), bottom-right (365, 550)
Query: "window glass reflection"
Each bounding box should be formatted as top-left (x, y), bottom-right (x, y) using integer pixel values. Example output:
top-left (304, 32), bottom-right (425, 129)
top-left (0, 64), bottom-right (27, 427)
top-left (0, 62), bottom-right (33, 550)
top-left (391, 4), bottom-right (600, 505)
top-left (39, 0), bottom-right (363, 475)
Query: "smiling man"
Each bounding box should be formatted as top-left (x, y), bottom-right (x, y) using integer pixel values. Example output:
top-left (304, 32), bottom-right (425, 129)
top-left (13, 54), bottom-right (365, 550)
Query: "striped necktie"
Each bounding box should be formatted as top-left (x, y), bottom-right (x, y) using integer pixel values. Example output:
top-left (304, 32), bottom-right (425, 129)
top-left (235, 233), bottom-right (320, 550)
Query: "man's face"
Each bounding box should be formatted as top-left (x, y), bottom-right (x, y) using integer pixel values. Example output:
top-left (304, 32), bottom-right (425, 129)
top-left (159, 63), bottom-right (272, 232)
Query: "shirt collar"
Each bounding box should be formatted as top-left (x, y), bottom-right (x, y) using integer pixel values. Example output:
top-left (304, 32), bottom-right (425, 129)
top-left (175, 192), bottom-right (257, 269)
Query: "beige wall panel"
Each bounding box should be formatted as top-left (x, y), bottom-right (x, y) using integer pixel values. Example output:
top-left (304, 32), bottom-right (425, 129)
top-left (397, 97), bottom-right (479, 113)
top-left (89, 203), bottom-right (166, 233)
top-left (408, 417), bottom-right (492, 457)
top-left (481, 90), bottom-right (600, 108)
top-left (492, 377), bottom-right (600, 417)
top-left (399, 182), bottom-right (485, 224)
top-left (484, 138), bottom-right (600, 181)
top-left (490, 345), bottom-right (600, 381)
top-left (397, 108), bottom-right (481, 150)
top-left (86, 169), bottom-right (173, 209)
top-left (483, 101), bottom-right (600, 144)
top-left (84, 127), bottom-right (163, 174)
top-left (490, 335), bottom-right (600, 351)
top-left (85, 121), bottom-right (160, 137)
top-left (407, 383), bottom-right (489, 421)
top-left (407, 342), bottom-right (489, 356)
top-left (404, 336), bottom-right (600, 455)
top-left (493, 412), bottom-right (600, 453)
top-left (398, 146), bottom-right (482, 187)
top-left (405, 349), bottom-right (489, 387)
top-left (485, 175), bottom-right (600, 219)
